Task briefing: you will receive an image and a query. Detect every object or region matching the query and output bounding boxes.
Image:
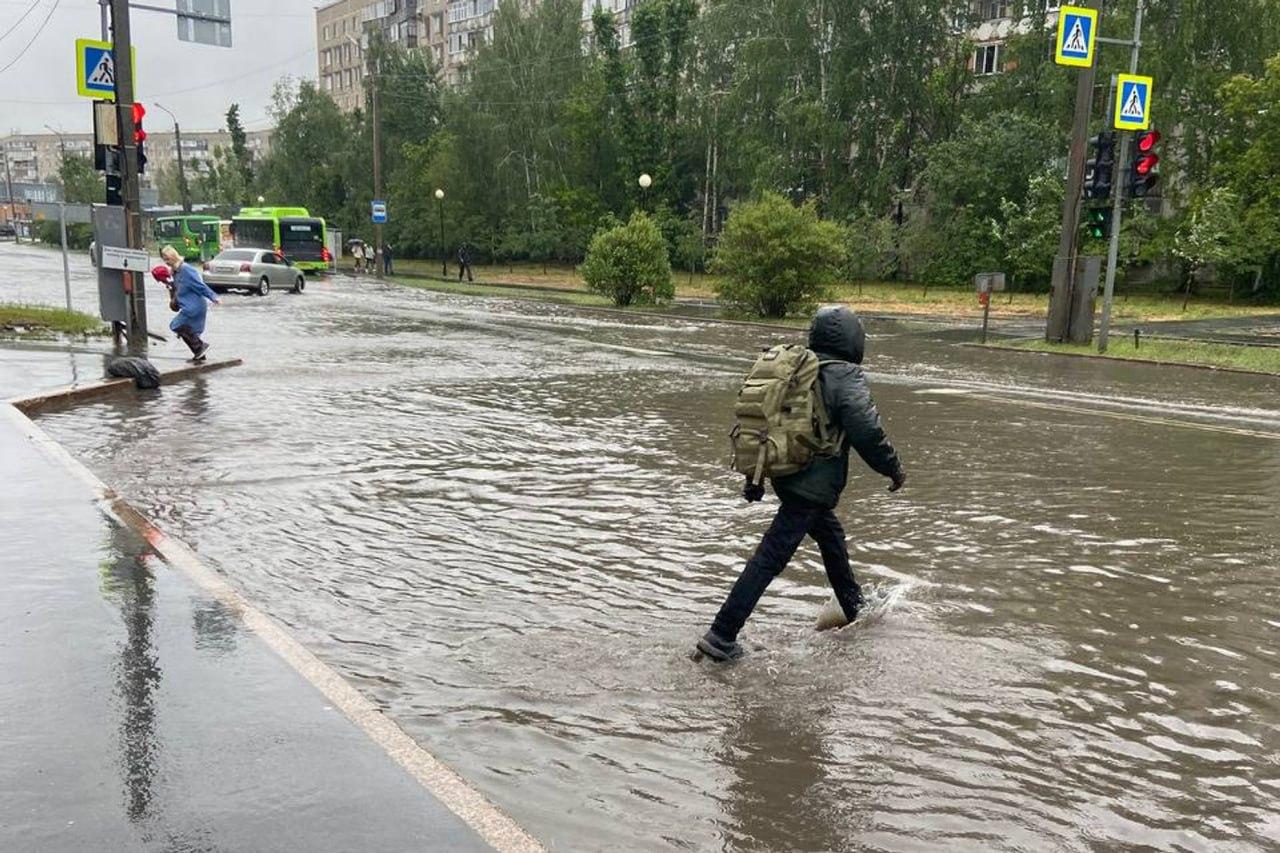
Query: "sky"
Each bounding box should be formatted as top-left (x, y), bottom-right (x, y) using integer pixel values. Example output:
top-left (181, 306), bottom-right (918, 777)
top-left (1, 0), bottom-right (321, 135)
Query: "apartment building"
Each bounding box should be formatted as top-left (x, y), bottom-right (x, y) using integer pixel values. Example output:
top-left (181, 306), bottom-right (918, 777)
top-left (319, 0), bottom-right (643, 99)
top-left (966, 1), bottom-right (1062, 78)
top-left (1, 130), bottom-right (270, 191)
top-left (317, 0), bottom-right (370, 111)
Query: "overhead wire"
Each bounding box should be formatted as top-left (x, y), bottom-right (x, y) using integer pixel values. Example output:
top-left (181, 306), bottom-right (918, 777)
top-left (0, 0), bottom-right (41, 45)
top-left (0, 0), bottom-right (60, 75)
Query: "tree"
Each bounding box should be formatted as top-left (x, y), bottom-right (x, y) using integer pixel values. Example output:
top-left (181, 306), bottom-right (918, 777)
top-left (225, 104), bottom-right (254, 201)
top-left (581, 211), bottom-right (674, 306)
top-left (997, 170), bottom-right (1065, 290)
top-left (713, 192), bottom-right (848, 318)
top-left (58, 154), bottom-right (102, 204)
top-left (1175, 186), bottom-right (1250, 306)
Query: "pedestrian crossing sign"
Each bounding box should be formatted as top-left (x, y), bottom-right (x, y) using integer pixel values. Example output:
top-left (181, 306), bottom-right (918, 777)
top-left (1055, 6), bottom-right (1098, 68)
top-left (1114, 74), bottom-right (1153, 131)
top-left (75, 38), bottom-right (137, 100)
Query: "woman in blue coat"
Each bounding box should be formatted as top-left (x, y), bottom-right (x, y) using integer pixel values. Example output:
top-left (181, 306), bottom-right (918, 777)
top-left (161, 245), bottom-right (220, 362)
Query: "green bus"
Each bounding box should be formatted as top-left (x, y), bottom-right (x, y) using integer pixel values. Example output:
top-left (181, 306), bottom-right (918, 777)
top-left (154, 214), bottom-right (221, 261)
top-left (231, 206), bottom-right (331, 274)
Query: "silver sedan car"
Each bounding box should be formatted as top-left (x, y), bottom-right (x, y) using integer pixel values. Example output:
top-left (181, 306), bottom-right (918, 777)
top-left (202, 248), bottom-right (307, 296)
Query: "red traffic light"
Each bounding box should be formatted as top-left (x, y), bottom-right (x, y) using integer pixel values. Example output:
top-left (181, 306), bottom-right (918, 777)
top-left (1135, 153), bottom-right (1159, 176)
top-left (1136, 130), bottom-right (1161, 153)
top-left (132, 102), bottom-right (147, 142)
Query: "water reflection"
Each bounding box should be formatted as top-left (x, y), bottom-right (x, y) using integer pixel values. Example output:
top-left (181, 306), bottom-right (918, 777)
top-left (97, 524), bottom-right (161, 824)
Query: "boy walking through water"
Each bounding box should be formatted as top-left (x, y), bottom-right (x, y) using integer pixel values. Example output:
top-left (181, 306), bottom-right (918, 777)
top-left (698, 306), bottom-right (906, 662)
top-left (161, 245), bottom-right (220, 362)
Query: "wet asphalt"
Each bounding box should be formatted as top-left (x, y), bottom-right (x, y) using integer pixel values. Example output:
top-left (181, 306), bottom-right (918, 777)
top-left (4, 240), bottom-right (1280, 851)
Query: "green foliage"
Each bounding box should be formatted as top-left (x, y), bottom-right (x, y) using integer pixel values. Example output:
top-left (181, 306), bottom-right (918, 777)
top-left (581, 211), bottom-right (674, 306)
top-left (58, 154), bottom-right (102, 205)
top-left (1175, 187), bottom-right (1250, 273)
top-left (712, 193), bottom-right (848, 318)
top-left (997, 170), bottom-right (1064, 289)
top-left (844, 214), bottom-right (896, 282)
top-left (34, 220), bottom-right (93, 250)
top-left (225, 104), bottom-right (254, 199)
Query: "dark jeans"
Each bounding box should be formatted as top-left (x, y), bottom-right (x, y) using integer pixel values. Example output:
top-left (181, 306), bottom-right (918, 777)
top-left (458, 262), bottom-right (473, 282)
top-left (710, 500), bottom-right (863, 641)
top-left (173, 324), bottom-right (204, 356)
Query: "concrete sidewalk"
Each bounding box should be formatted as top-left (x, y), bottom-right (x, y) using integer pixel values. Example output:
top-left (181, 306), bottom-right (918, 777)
top-left (0, 404), bottom-right (536, 852)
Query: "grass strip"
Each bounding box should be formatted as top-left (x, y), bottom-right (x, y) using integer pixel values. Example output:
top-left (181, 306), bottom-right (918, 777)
top-left (990, 336), bottom-right (1280, 376)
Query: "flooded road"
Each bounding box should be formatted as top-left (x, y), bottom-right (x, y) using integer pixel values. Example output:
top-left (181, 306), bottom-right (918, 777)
top-left (7, 242), bottom-right (1280, 850)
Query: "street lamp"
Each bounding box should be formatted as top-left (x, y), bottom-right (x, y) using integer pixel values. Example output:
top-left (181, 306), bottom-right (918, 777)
top-left (257, 195), bottom-right (265, 204)
top-left (153, 102), bottom-right (190, 213)
top-left (435, 188), bottom-right (447, 278)
top-left (638, 173), bottom-right (652, 189)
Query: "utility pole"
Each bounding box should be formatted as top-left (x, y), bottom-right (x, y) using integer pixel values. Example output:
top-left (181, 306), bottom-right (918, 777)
top-left (1098, 0), bottom-right (1146, 353)
top-left (1046, 0), bottom-right (1099, 343)
top-left (3, 146), bottom-right (16, 234)
top-left (110, 0), bottom-right (148, 355)
top-left (156, 103), bottom-right (190, 212)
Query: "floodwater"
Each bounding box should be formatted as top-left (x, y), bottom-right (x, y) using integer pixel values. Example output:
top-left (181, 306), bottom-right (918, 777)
top-left (8, 242), bottom-right (1280, 851)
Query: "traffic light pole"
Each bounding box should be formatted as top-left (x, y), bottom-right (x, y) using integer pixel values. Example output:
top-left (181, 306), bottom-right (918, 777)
top-left (110, 0), bottom-right (148, 355)
top-left (1097, 0), bottom-right (1145, 354)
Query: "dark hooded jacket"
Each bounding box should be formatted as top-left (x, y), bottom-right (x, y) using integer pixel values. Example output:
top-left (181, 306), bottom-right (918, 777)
top-left (772, 306), bottom-right (903, 508)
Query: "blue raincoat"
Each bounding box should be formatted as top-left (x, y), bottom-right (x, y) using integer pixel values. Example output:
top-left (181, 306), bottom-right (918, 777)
top-left (169, 263), bottom-right (219, 335)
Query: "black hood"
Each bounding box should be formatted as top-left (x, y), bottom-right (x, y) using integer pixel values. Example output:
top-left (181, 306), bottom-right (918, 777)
top-left (808, 306), bottom-right (866, 364)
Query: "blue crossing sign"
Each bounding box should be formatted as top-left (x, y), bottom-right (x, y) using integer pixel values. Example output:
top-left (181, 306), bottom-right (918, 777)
top-left (1114, 74), bottom-right (1154, 131)
top-left (371, 200), bottom-right (388, 224)
top-left (75, 38), bottom-right (136, 100)
top-left (1055, 6), bottom-right (1098, 68)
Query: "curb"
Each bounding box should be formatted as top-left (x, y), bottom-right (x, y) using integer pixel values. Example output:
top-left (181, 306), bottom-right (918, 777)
top-left (3, 388), bottom-right (544, 852)
top-left (966, 342), bottom-right (1280, 379)
top-left (9, 358), bottom-right (242, 415)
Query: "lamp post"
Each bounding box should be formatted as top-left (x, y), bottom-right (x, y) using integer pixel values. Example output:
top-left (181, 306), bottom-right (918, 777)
top-left (638, 173), bottom-right (652, 190)
top-left (435, 188), bottom-right (446, 278)
top-left (44, 126), bottom-right (73, 311)
top-left (349, 34), bottom-right (383, 279)
top-left (153, 102), bottom-right (190, 213)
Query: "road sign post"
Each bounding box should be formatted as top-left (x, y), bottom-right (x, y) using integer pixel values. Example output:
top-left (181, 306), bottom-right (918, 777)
top-left (1099, 2), bottom-right (1149, 355)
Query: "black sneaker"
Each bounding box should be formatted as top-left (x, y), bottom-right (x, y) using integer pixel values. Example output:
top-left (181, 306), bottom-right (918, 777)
top-left (695, 630), bottom-right (745, 662)
top-left (191, 342), bottom-right (209, 363)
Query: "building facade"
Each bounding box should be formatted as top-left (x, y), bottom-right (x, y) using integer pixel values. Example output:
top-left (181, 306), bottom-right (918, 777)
top-left (965, 1), bottom-right (1062, 78)
top-left (317, 0), bottom-right (644, 103)
top-left (317, 0), bottom-right (371, 112)
top-left (2, 130), bottom-right (270, 192)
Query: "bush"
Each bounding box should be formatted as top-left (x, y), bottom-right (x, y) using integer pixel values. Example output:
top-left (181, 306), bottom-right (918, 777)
top-left (712, 192), bottom-right (848, 318)
top-left (581, 211), bottom-right (674, 306)
top-left (34, 220), bottom-right (93, 250)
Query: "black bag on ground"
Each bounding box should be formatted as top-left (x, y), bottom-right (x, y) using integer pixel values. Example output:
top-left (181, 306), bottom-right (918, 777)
top-left (107, 356), bottom-right (162, 390)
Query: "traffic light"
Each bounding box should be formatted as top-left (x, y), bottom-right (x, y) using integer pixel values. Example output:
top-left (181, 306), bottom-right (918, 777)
top-left (1125, 129), bottom-right (1161, 198)
top-left (1084, 132), bottom-right (1116, 200)
top-left (1083, 205), bottom-right (1111, 240)
top-left (132, 102), bottom-right (148, 174)
top-left (106, 172), bottom-right (123, 207)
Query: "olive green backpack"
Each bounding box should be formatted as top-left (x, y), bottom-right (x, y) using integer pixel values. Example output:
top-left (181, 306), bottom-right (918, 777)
top-left (730, 344), bottom-right (843, 485)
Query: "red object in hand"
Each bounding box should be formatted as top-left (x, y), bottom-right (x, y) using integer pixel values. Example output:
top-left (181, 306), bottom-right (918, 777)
top-left (151, 264), bottom-right (172, 283)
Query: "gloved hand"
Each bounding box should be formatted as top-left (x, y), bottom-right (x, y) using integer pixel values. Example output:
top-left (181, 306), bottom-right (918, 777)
top-left (889, 470), bottom-right (907, 493)
top-left (743, 479), bottom-right (766, 503)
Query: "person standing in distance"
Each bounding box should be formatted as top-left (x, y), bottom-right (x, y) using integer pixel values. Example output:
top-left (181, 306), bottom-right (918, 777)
top-left (161, 245), bottom-right (220, 363)
top-left (697, 306), bottom-right (906, 662)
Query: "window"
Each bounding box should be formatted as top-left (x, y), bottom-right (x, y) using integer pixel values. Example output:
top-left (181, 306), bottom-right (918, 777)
top-left (984, 1), bottom-right (1010, 18)
top-left (973, 43), bottom-right (1002, 75)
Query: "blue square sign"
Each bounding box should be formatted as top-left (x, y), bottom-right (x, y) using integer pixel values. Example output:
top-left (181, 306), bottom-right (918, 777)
top-left (371, 200), bottom-right (388, 224)
top-left (1055, 6), bottom-right (1098, 68)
